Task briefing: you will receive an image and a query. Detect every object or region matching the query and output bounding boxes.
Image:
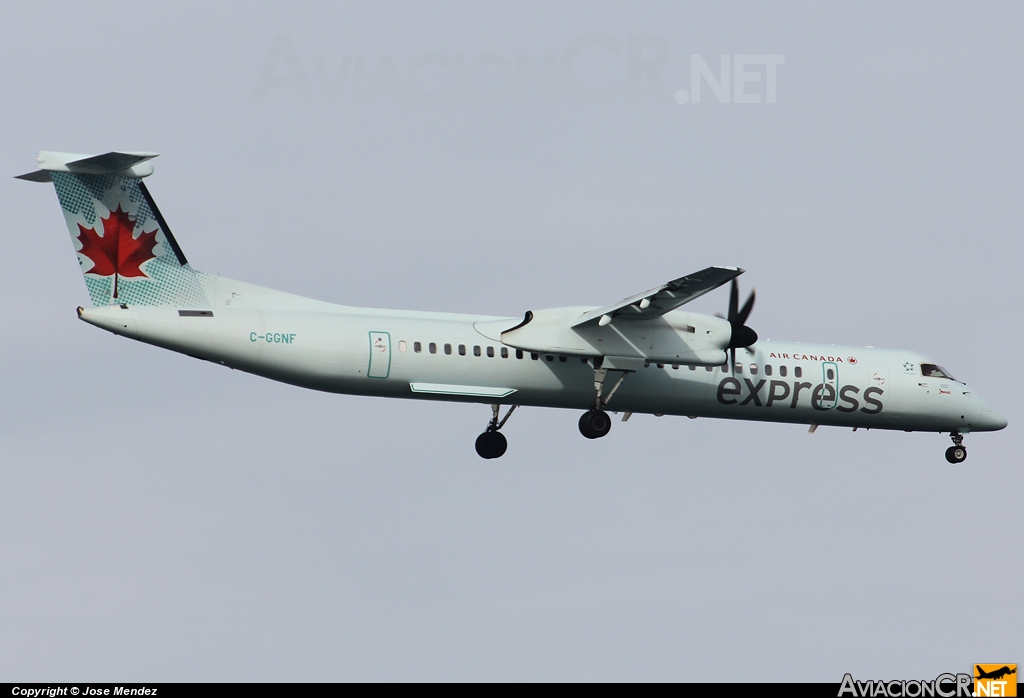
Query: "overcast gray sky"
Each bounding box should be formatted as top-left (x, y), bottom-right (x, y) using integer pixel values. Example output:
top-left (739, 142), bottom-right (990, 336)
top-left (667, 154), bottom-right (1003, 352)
top-left (1, 1), bottom-right (1021, 682)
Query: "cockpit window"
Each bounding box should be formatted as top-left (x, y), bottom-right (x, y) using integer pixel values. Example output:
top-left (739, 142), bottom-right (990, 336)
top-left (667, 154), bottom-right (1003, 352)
top-left (921, 363), bottom-right (956, 380)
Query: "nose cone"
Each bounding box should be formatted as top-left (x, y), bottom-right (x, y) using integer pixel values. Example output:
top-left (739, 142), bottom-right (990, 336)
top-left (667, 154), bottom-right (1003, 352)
top-left (979, 409), bottom-right (1008, 431)
top-left (975, 397), bottom-right (1008, 432)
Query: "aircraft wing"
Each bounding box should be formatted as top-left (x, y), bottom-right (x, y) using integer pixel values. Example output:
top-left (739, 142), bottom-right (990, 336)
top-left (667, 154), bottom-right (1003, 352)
top-left (571, 266), bottom-right (743, 328)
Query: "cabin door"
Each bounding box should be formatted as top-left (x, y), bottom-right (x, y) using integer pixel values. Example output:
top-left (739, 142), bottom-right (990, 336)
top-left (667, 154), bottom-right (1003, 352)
top-left (368, 331), bottom-right (391, 378)
top-left (820, 361), bottom-right (839, 409)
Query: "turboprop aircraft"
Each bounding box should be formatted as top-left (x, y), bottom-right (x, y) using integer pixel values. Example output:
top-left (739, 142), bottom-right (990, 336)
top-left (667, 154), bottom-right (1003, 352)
top-left (17, 151), bottom-right (1007, 462)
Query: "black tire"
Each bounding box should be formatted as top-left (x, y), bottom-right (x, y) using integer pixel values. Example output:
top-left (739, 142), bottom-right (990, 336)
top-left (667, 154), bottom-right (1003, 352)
top-left (475, 430), bottom-right (508, 459)
top-left (945, 445), bottom-right (967, 463)
top-left (579, 409), bottom-right (612, 439)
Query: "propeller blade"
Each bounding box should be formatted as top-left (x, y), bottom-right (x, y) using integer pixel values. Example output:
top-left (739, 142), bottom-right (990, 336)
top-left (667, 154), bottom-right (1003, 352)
top-left (721, 276), bottom-right (758, 356)
top-left (728, 279), bottom-right (739, 322)
top-left (736, 288), bottom-right (756, 327)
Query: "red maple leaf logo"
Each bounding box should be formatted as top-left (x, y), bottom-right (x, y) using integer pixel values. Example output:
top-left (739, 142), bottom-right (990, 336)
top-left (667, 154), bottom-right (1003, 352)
top-left (77, 204), bottom-right (159, 298)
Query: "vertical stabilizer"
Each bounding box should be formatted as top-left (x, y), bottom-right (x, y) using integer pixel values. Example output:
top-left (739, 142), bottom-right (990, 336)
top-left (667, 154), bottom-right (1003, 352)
top-left (18, 151), bottom-right (209, 308)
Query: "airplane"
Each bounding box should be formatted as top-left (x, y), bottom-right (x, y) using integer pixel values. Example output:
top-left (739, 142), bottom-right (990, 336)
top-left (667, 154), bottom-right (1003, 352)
top-left (975, 666), bottom-right (1016, 681)
top-left (17, 150), bottom-right (1008, 462)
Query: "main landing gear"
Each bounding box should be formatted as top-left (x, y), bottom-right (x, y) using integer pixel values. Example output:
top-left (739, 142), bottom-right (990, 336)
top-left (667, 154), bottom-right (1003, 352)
top-left (579, 409), bottom-right (612, 439)
top-left (474, 360), bottom-right (632, 456)
top-left (475, 404), bottom-right (517, 459)
top-left (945, 432), bottom-right (967, 463)
top-left (579, 362), bottom-right (630, 440)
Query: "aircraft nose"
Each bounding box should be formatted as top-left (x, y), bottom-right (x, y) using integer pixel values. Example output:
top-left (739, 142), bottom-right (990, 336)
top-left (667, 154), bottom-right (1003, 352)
top-left (974, 397), bottom-right (1008, 431)
top-left (981, 409), bottom-right (1008, 431)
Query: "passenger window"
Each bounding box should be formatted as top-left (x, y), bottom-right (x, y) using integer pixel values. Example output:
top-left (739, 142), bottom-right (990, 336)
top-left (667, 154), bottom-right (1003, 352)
top-left (779, 365), bottom-right (787, 377)
top-left (689, 365), bottom-right (696, 371)
top-left (429, 342), bottom-right (437, 354)
top-left (657, 362), bottom-right (665, 369)
top-left (826, 368), bottom-right (835, 380)
top-left (487, 346), bottom-right (494, 358)
top-left (413, 341), bottom-right (422, 353)
top-left (459, 344), bottom-right (466, 356)
top-left (706, 366), bottom-right (713, 372)
top-left (546, 355), bottom-right (554, 362)
top-left (473, 346), bottom-right (481, 357)
top-left (765, 364), bottom-right (772, 376)
top-left (795, 366), bottom-right (802, 378)
top-left (531, 353), bottom-right (539, 360)
top-left (735, 363), bottom-right (743, 374)
top-left (500, 347), bottom-right (508, 358)
top-left (672, 363), bottom-right (679, 370)
top-left (750, 364), bottom-right (758, 374)
top-left (398, 340), bottom-right (407, 352)
top-left (559, 356), bottom-right (567, 362)
top-left (444, 343), bottom-right (452, 355)
top-left (516, 349), bottom-right (524, 359)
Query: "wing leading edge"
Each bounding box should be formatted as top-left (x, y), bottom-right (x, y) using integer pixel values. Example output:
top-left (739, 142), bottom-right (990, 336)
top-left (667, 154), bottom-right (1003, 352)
top-left (571, 266), bottom-right (744, 328)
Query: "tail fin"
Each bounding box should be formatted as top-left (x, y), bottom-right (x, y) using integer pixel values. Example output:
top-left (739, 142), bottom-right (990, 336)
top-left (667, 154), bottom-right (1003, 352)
top-left (17, 151), bottom-right (209, 308)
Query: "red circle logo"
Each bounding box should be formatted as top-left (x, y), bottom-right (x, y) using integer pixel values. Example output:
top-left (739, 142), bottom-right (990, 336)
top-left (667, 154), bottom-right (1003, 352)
top-left (848, 356), bottom-right (858, 365)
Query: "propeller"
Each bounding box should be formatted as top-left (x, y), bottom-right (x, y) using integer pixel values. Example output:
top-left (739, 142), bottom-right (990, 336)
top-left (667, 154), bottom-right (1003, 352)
top-left (724, 278), bottom-right (758, 374)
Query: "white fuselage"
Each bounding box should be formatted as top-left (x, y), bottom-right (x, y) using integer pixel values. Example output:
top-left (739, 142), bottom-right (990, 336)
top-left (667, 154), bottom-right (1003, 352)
top-left (79, 298), bottom-right (1007, 435)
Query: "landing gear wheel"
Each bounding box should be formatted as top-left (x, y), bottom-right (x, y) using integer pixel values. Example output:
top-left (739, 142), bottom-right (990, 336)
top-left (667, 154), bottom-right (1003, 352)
top-left (475, 430), bottom-right (508, 459)
top-left (945, 445), bottom-right (967, 463)
top-left (579, 409), bottom-right (612, 439)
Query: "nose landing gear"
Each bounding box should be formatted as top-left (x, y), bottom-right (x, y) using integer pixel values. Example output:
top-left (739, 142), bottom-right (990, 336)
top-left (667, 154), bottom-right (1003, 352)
top-left (475, 404), bottom-right (517, 459)
top-left (945, 432), bottom-right (967, 463)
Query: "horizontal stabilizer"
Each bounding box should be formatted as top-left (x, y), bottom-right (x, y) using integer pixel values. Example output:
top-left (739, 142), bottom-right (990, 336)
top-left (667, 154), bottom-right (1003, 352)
top-left (572, 266), bottom-right (744, 327)
top-left (15, 169), bottom-right (52, 182)
top-left (15, 151), bottom-right (159, 181)
top-left (62, 151), bottom-right (158, 172)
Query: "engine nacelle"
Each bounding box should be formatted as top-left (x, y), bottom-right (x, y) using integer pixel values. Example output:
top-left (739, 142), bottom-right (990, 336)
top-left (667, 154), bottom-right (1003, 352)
top-left (480, 306), bottom-right (730, 365)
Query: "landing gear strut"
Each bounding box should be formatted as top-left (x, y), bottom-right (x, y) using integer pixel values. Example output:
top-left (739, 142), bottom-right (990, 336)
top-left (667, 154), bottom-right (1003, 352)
top-left (578, 362), bottom-right (629, 439)
top-left (945, 432), bottom-right (967, 463)
top-left (475, 404), bottom-right (517, 459)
